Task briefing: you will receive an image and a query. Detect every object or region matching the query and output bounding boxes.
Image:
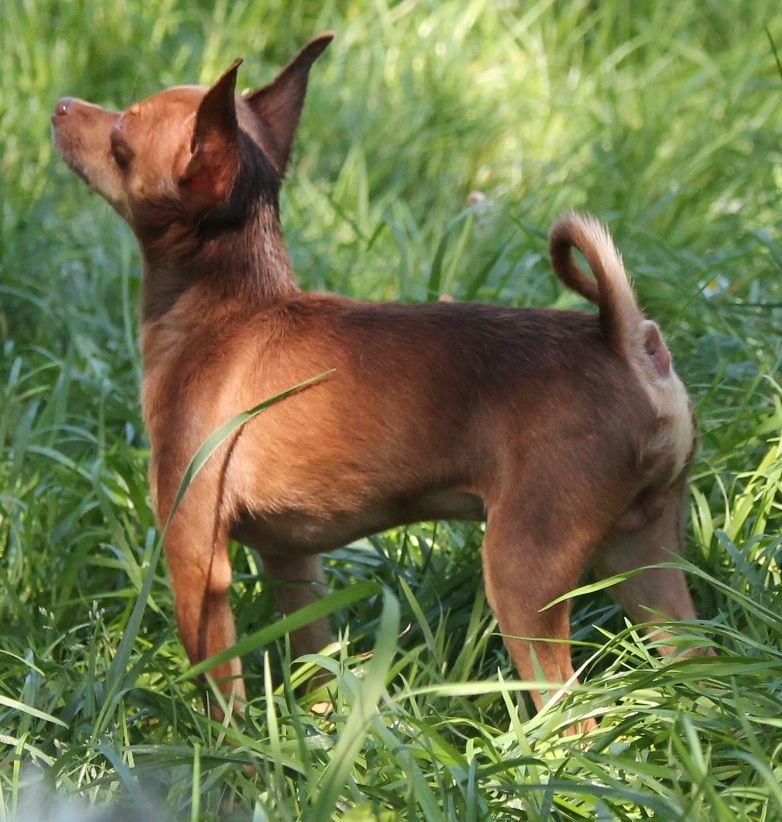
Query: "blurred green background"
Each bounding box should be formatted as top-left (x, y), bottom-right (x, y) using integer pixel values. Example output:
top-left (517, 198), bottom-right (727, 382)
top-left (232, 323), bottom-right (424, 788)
top-left (1, 2), bottom-right (781, 819)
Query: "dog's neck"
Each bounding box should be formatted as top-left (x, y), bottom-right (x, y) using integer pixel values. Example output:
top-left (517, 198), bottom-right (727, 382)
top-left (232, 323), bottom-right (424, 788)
top-left (139, 198), bottom-right (298, 322)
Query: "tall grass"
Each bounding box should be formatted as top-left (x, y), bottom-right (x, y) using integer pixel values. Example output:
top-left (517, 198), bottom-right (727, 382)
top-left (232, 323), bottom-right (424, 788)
top-left (1, 1), bottom-right (781, 819)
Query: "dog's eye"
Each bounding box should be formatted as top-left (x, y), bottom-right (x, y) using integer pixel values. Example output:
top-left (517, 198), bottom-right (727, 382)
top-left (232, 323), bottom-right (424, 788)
top-left (111, 138), bottom-right (133, 171)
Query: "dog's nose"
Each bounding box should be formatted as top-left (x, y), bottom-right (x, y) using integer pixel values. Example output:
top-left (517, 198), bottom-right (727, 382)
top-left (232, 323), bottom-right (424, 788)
top-left (53, 97), bottom-right (74, 121)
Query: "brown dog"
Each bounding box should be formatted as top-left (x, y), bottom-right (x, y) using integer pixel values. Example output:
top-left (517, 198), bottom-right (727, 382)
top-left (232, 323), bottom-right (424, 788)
top-left (53, 34), bottom-right (705, 728)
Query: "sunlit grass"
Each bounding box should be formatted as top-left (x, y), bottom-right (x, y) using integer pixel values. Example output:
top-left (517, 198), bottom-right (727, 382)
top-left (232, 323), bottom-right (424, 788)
top-left (1, 1), bottom-right (781, 819)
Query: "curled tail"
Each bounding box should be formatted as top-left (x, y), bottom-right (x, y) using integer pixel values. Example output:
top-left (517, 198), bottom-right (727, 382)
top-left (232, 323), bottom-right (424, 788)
top-left (549, 212), bottom-right (695, 479)
top-left (550, 210), bottom-right (678, 385)
top-left (549, 212), bottom-right (646, 361)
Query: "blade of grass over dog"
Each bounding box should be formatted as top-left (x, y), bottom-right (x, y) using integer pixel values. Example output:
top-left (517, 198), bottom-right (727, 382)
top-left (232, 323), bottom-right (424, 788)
top-left (101, 370), bottom-right (334, 721)
top-left (538, 569), bottom-right (645, 611)
top-left (182, 581), bottom-right (381, 680)
top-left (166, 369), bottom-right (336, 527)
top-left (397, 679), bottom-right (584, 701)
top-left (308, 590), bottom-right (400, 819)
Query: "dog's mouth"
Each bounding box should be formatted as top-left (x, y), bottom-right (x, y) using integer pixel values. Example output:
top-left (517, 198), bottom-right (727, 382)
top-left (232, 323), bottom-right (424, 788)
top-left (51, 123), bottom-right (111, 196)
top-left (52, 125), bottom-right (132, 222)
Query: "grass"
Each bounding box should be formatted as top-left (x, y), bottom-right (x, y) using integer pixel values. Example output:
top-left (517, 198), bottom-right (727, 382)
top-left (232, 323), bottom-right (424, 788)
top-left (1, 0), bottom-right (781, 819)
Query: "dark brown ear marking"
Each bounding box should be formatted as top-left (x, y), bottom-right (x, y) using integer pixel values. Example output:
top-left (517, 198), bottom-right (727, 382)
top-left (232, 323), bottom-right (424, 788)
top-left (244, 33), bottom-right (334, 174)
top-left (179, 58), bottom-right (243, 215)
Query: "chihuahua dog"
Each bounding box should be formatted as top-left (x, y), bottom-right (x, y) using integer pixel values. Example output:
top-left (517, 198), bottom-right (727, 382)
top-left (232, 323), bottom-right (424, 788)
top-left (53, 33), bottom-right (705, 728)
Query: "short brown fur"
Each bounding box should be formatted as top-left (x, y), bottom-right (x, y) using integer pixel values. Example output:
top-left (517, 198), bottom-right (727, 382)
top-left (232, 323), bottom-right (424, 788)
top-left (53, 34), bottom-right (708, 732)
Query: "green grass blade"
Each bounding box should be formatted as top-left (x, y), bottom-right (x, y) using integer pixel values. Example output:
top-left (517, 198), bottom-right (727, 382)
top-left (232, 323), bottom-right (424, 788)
top-left (308, 589), bottom-right (400, 819)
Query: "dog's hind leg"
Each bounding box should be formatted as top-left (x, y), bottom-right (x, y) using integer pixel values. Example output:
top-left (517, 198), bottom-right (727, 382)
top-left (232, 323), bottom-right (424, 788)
top-left (592, 473), bottom-right (705, 656)
top-left (481, 491), bottom-right (605, 732)
top-left (482, 519), bottom-right (587, 706)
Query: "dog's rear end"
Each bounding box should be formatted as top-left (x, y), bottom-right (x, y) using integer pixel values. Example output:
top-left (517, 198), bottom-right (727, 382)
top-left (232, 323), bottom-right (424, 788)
top-left (552, 215), bottom-right (701, 648)
top-left (440, 214), bottom-right (697, 727)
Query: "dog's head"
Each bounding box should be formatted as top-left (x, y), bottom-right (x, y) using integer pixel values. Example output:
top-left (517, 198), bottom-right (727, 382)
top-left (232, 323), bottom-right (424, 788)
top-left (52, 34), bottom-right (332, 247)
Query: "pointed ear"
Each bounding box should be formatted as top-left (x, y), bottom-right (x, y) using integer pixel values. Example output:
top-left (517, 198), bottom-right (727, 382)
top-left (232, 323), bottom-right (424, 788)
top-left (244, 33), bottom-right (333, 174)
top-left (179, 58), bottom-right (243, 215)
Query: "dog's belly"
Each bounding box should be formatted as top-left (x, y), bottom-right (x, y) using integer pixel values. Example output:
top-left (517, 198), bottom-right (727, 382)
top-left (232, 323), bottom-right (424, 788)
top-left (230, 488), bottom-right (484, 556)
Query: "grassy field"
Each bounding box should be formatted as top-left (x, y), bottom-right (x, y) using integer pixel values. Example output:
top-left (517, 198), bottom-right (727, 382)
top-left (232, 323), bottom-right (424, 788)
top-left (1, 1), bottom-right (781, 819)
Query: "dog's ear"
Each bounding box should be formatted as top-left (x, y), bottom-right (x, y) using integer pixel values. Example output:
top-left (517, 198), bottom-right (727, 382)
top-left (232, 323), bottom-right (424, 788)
top-left (179, 58), bottom-right (242, 215)
top-left (244, 33), bottom-right (333, 175)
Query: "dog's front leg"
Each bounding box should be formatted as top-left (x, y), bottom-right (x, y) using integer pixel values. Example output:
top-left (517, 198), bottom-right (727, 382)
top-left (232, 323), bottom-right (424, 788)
top-left (262, 554), bottom-right (332, 663)
top-left (157, 467), bottom-right (244, 719)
